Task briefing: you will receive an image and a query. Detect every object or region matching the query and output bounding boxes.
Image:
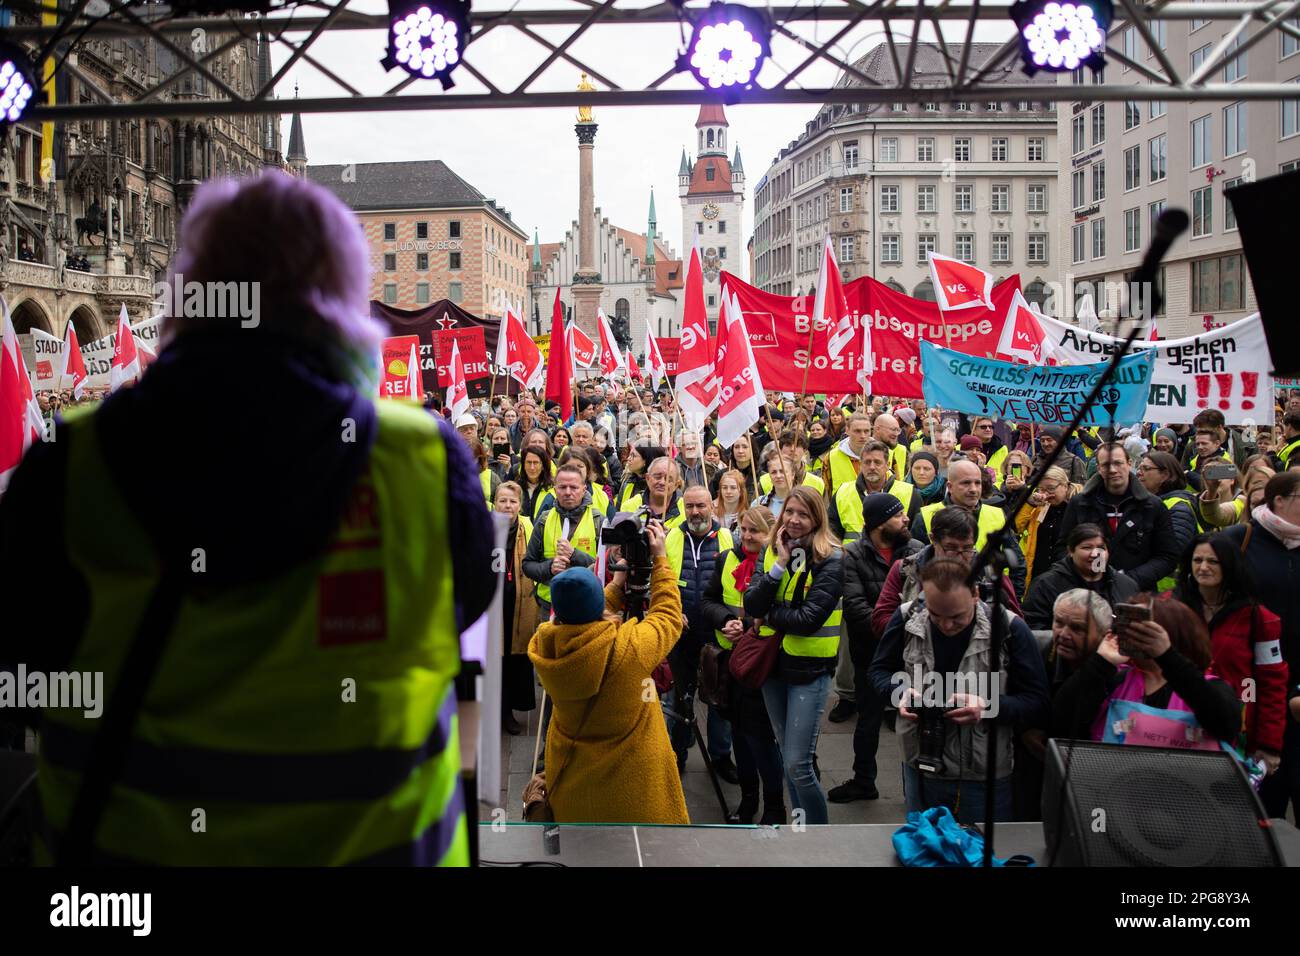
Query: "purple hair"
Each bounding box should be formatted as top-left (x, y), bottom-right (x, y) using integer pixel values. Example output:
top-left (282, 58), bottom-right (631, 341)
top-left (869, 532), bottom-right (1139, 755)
top-left (161, 171), bottom-right (384, 355)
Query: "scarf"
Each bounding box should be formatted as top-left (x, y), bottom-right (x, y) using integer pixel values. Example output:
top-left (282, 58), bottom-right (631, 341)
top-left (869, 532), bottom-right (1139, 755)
top-left (809, 431), bottom-right (836, 459)
top-left (913, 473), bottom-right (946, 503)
top-left (732, 549), bottom-right (760, 593)
top-left (1252, 504), bottom-right (1300, 549)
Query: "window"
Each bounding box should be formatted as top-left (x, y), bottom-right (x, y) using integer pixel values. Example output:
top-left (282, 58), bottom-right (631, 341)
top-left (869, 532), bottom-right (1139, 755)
top-left (1284, 84), bottom-right (1300, 138)
top-left (1224, 177), bottom-right (1241, 231)
top-left (991, 234), bottom-right (1010, 263)
top-left (954, 102), bottom-right (970, 112)
top-left (924, 102), bottom-right (939, 112)
top-left (880, 137), bottom-right (898, 162)
top-left (1192, 185), bottom-right (1213, 237)
top-left (705, 166), bottom-right (716, 182)
top-left (917, 234), bottom-right (937, 262)
top-left (449, 221), bottom-right (462, 239)
top-left (1224, 102), bottom-right (1247, 156)
top-left (383, 283), bottom-right (397, 304)
top-left (416, 282), bottom-right (430, 304)
top-left (1092, 218), bottom-right (1106, 259)
top-left (449, 281), bottom-right (463, 304)
top-left (1125, 101), bottom-right (1140, 130)
top-left (1284, 160), bottom-right (1300, 173)
top-left (1072, 223), bottom-right (1086, 264)
top-left (1027, 137), bottom-right (1045, 162)
top-left (881, 234), bottom-right (901, 263)
top-left (416, 252), bottom-right (429, 271)
top-left (1028, 233), bottom-right (1047, 264)
top-left (954, 137), bottom-right (971, 162)
top-left (1192, 15), bottom-right (1209, 31)
top-left (1072, 170), bottom-right (1086, 210)
top-left (416, 221), bottom-right (429, 239)
top-left (1192, 253), bottom-right (1245, 311)
top-left (718, 220), bottom-right (727, 234)
top-left (1225, 33), bottom-right (1246, 81)
top-left (383, 222), bottom-right (396, 241)
top-left (1124, 145), bottom-right (1141, 191)
top-left (1072, 115), bottom-right (1086, 154)
top-left (991, 184), bottom-right (1010, 212)
top-left (1091, 106), bottom-right (1105, 145)
top-left (719, 247), bottom-right (727, 259)
top-left (991, 138), bottom-right (1008, 161)
top-left (839, 236), bottom-right (855, 262)
top-left (1125, 208), bottom-right (1141, 253)
top-left (1191, 43), bottom-right (1212, 74)
top-left (1149, 199), bottom-right (1167, 238)
top-left (1028, 184), bottom-right (1047, 213)
top-left (1192, 115), bottom-right (1212, 167)
top-left (1285, 19), bottom-right (1300, 57)
top-left (917, 185), bottom-right (937, 212)
top-left (955, 184), bottom-right (973, 212)
top-left (1150, 100), bottom-right (1166, 119)
top-left (917, 138), bottom-right (935, 162)
top-left (986, 102), bottom-right (1003, 111)
top-left (1149, 134), bottom-right (1167, 183)
top-left (1122, 26), bottom-right (1137, 60)
top-left (844, 142), bottom-right (859, 170)
top-left (880, 185), bottom-right (899, 212)
top-left (1151, 20), bottom-right (1166, 50)
top-left (384, 253), bottom-right (397, 272)
top-left (840, 188), bottom-right (853, 213)
top-left (449, 251), bottom-right (462, 270)
top-left (696, 221), bottom-right (704, 234)
top-left (1092, 161), bottom-right (1106, 202)
top-left (955, 234), bottom-right (974, 262)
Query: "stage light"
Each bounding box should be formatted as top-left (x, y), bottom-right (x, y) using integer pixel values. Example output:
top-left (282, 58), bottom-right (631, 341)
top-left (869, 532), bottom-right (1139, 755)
top-left (681, 3), bottom-right (770, 92)
top-left (0, 43), bottom-right (37, 132)
top-left (1010, 0), bottom-right (1113, 75)
top-left (381, 0), bottom-right (471, 89)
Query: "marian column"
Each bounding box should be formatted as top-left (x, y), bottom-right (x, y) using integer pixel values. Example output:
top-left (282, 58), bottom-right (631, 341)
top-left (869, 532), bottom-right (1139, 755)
top-left (571, 73), bottom-right (603, 342)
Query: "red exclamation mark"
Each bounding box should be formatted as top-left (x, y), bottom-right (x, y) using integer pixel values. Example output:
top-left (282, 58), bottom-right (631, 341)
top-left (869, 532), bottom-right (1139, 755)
top-left (1215, 373), bottom-right (1234, 410)
top-left (1195, 375), bottom-right (1211, 408)
top-left (1240, 371), bottom-right (1258, 411)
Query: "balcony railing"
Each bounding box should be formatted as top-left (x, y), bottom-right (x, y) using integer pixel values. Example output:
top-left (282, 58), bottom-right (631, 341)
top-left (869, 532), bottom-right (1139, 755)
top-left (0, 260), bottom-right (154, 298)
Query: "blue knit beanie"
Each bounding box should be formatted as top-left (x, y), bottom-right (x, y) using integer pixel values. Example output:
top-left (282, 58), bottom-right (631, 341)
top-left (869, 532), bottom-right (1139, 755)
top-left (549, 568), bottom-right (605, 624)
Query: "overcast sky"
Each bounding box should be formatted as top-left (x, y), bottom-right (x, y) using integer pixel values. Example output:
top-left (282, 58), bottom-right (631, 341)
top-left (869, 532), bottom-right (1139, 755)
top-left (274, 1), bottom-right (1017, 275)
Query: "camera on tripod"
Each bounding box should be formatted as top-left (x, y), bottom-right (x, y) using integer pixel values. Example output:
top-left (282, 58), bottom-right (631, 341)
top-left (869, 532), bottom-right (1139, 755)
top-left (600, 510), bottom-right (655, 620)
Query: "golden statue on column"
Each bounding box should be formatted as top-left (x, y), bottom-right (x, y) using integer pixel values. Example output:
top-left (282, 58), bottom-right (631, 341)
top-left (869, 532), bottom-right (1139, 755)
top-left (577, 72), bottom-right (596, 123)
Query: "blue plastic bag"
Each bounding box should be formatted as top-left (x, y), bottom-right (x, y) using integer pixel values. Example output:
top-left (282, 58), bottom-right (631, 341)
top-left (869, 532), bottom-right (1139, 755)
top-left (892, 805), bottom-right (1032, 867)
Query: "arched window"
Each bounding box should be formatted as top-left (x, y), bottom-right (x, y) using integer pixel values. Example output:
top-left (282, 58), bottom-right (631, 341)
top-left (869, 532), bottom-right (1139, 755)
top-left (912, 279), bottom-right (936, 302)
top-left (707, 129), bottom-right (715, 149)
top-left (885, 279), bottom-right (905, 294)
top-left (615, 298), bottom-right (630, 321)
top-left (1024, 280), bottom-right (1048, 309)
top-left (699, 130), bottom-right (704, 153)
top-left (719, 129), bottom-right (725, 152)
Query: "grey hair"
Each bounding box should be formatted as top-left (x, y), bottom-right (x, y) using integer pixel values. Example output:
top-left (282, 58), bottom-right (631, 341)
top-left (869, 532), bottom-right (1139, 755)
top-left (1053, 588), bottom-right (1113, 634)
top-left (571, 421), bottom-right (594, 436)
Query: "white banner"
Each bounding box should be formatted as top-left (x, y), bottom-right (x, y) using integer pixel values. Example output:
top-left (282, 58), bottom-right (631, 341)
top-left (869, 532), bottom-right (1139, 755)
top-left (18, 328), bottom-right (65, 391)
top-left (1037, 312), bottom-right (1272, 426)
top-left (61, 315), bottom-right (165, 389)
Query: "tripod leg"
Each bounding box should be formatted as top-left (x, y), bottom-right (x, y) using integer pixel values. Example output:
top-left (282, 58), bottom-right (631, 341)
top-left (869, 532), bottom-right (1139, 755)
top-left (692, 710), bottom-right (731, 819)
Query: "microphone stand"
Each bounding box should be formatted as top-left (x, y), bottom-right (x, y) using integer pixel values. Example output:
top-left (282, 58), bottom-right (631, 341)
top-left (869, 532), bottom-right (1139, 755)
top-left (970, 208), bottom-right (1188, 866)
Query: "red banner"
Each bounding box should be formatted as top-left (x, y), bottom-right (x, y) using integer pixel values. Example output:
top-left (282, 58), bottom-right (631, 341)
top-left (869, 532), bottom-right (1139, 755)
top-left (431, 326), bottom-right (490, 387)
top-left (654, 337), bottom-right (682, 378)
top-left (722, 271), bottom-right (1019, 398)
top-left (380, 335), bottom-right (421, 399)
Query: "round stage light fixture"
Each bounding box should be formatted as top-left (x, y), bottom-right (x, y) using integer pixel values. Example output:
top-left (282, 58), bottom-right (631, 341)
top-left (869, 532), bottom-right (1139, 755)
top-left (1010, 0), bottom-right (1113, 75)
top-left (382, 1), bottom-right (471, 89)
top-left (682, 3), bottom-right (770, 92)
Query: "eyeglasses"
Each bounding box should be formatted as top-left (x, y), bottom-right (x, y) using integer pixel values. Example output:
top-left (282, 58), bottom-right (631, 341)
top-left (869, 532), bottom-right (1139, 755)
top-left (1135, 464), bottom-right (1161, 474)
top-left (976, 424), bottom-right (994, 430)
top-left (938, 546), bottom-right (978, 559)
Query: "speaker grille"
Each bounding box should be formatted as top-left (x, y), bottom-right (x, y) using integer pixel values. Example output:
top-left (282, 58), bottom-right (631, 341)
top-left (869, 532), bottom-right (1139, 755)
top-left (1048, 743), bottom-right (1279, 867)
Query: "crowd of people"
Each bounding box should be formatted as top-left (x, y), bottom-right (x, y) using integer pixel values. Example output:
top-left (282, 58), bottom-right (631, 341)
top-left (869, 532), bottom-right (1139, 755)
top-left (449, 379), bottom-right (1300, 827)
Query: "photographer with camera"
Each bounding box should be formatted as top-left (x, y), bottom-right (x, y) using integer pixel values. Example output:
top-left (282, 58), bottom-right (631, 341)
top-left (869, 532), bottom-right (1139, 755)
top-left (869, 559), bottom-right (1050, 823)
top-left (523, 462), bottom-right (607, 620)
top-left (743, 486), bottom-right (845, 825)
top-left (527, 523), bottom-right (691, 824)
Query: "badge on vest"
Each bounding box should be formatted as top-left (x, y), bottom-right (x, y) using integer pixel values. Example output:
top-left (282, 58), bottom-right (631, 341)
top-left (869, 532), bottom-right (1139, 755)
top-left (319, 569), bottom-right (387, 647)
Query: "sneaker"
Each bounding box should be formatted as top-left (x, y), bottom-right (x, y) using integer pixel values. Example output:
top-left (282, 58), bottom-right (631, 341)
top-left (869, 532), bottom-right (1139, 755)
top-left (828, 698), bottom-right (857, 723)
top-left (827, 779), bottom-right (880, 803)
top-left (711, 755), bottom-right (740, 785)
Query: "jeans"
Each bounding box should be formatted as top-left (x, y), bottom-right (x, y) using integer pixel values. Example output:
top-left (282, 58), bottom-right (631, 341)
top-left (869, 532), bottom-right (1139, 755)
top-left (901, 763), bottom-right (1014, 824)
top-left (734, 728), bottom-right (784, 794)
top-left (850, 661), bottom-right (885, 785)
top-left (762, 672), bottom-right (832, 824)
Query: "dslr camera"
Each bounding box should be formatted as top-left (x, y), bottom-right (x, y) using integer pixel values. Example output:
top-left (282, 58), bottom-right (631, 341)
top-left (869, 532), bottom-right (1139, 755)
top-left (600, 510), bottom-right (654, 619)
top-left (914, 705), bottom-right (950, 775)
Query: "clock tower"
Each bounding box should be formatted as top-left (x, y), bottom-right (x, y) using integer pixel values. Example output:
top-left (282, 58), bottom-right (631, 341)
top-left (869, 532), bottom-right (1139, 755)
top-left (679, 103), bottom-right (744, 333)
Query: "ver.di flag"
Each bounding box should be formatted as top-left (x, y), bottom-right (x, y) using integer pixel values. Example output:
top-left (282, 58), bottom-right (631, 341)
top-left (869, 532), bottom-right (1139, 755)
top-left (544, 289), bottom-right (572, 420)
top-left (445, 337), bottom-right (470, 421)
top-left (596, 308), bottom-right (625, 378)
top-left (813, 237), bottom-right (855, 359)
top-left (676, 236), bottom-right (716, 429)
top-left (995, 289), bottom-right (1057, 365)
top-left (109, 303), bottom-right (140, 391)
top-left (715, 290), bottom-right (764, 448)
top-left (928, 251), bottom-right (995, 313)
top-left (643, 325), bottom-right (666, 392)
top-left (1, 295), bottom-right (45, 492)
top-left (494, 308), bottom-right (544, 390)
top-left (60, 320), bottom-right (88, 399)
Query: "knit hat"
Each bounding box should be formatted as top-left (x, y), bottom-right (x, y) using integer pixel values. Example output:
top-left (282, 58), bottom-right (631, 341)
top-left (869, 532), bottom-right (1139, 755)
top-left (959, 434), bottom-right (983, 451)
top-left (1039, 425), bottom-right (1065, 442)
top-left (1154, 427), bottom-right (1177, 445)
top-left (549, 568), bottom-right (606, 625)
top-left (910, 450), bottom-right (940, 472)
top-left (895, 407), bottom-right (917, 426)
top-left (862, 493), bottom-right (904, 533)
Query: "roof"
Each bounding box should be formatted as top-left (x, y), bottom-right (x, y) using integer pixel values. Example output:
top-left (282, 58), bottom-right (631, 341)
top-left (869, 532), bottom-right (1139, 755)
top-left (537, 241), bottom-right (562, 272)
top-left (696, 103), bottom-right (728, 127)
top-left (732, 146), bottom-right (743, 174)
top-left (845, 42), bottom-right (1056, 89)
top-left (286, 112), bottom-right (306, 161)
top-left (679, 149), bottom-right (691, 176)
top-left (655, 258), bottom-right (684, 296)
top-left (306, 161), bottom-right (519, 227)
top-left (687, 155), bottom-right (734, 196)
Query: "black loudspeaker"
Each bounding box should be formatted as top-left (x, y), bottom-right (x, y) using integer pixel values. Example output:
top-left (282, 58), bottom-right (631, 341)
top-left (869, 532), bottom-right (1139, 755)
top-left (1042, 740), bottom-right (1283, 867)
top-left (1226, 169), bottom-right (1300, 376)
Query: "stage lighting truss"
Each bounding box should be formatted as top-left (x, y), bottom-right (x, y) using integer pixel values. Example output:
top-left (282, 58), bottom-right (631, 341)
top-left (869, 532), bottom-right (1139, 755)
top-left (381, 0), bottom-right (471, 89)
top-left (11, 1), bottom-right (1300, 122)
top-left (680, 3), bottom-right (772, 94)
top-left (0, 42), bottom-right (37, 132)
top-left (1011, 0), bottom-right (1114, 75)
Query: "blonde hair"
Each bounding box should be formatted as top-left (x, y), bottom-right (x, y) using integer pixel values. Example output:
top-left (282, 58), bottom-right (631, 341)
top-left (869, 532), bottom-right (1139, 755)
top-left (738, 505), bottom-right (774, 536)
top-left (714, 469), bottom-right (751, 516)
top-left (771, 486), bottom-right (839, 564)
top-left (1002, 449), bottom-right (1034, 479)
top-left (495, 480), bottom-right (524, 506)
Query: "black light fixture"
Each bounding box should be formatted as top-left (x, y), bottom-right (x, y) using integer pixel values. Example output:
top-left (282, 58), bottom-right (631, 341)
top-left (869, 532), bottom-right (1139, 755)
top-left (0, 41), bottom-right (37, 133)
top-left (382, 0), bottom-right (471, 90)
top-left (1010, 0), bottom-right (1113, 75)
top-left (680, 2), bottom-right (770, 92)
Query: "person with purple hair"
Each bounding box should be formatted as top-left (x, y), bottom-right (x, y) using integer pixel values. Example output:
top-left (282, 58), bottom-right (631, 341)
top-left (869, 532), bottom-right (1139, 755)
top-left (0, 172), bottom-right (493, 866)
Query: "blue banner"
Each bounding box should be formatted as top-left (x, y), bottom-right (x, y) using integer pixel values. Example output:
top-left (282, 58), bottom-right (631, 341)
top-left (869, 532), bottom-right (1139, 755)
top-left (919, 341), bottom-right (1156, 426)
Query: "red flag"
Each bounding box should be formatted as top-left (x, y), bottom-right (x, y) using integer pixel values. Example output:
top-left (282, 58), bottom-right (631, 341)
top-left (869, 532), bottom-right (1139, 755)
top-left (928, 251), bottom-right (995, 313)
top-left (626, 349), bottom-right (643, 384)
top-left (643, 326), bottom-right (666, 392)
top-left (544, 289), bottom-right (573, 420)
top-left (1, 296), bottom-right (45, 490)
top-left (109, 303), bottom-right (140, 391)
top-left (715, 289), bottom-right (764, 448)
top-left (814, 238), bottom-right (855, 359)
top-left (60, 320), bottom-right (88, 400)
top-left (568, 321), bottom-right (597, 369)
top-left (445, 337), bottom-right (470, 421)
top-left (995, 289), bottom-right (1056, 365)
top-left (676, 237), bottom-right (716, 427)
top-left (495, 308), bottom-right (545, 390)
top-left (596, 308), bottom-right (624, 377)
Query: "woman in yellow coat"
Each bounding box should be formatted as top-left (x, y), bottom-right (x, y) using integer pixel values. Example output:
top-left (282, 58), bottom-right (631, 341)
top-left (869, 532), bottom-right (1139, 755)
top-left (528, 523), bottom-right (689, 825)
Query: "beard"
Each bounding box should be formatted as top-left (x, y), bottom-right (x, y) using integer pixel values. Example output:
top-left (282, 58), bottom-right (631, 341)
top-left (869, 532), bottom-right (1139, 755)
top-left (687, 517), bottom-right (712, 535)
top-left (885, 526), bottom-right (912, 548)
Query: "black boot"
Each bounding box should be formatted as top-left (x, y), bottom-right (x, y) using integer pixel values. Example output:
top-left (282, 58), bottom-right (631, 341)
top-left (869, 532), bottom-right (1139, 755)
top-left (727, 788), bottom-right (760, 824)
top-left (759, 791), bottom-right (787, 826)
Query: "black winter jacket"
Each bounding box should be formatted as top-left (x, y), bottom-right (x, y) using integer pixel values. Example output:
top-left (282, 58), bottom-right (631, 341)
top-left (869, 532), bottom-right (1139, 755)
top-left (1055, 474), bottom-right (1177, 591)
top-left (674, 523), bottom-right (728, 642)
top-left (1021, 557), bottom-right (1140, 631)
top-left (843, 536), bottom-right (924, 667)
top-left (743, 547), bottom-right (845, 684)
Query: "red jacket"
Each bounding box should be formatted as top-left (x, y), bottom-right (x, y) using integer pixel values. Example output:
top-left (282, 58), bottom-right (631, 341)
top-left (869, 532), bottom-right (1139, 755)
top-left (1206, 602), bottom-right (1289, 753)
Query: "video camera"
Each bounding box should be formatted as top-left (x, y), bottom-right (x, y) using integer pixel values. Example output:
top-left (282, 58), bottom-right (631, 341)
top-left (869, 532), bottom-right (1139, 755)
top-left (600, 510), bottom-right (655, 621)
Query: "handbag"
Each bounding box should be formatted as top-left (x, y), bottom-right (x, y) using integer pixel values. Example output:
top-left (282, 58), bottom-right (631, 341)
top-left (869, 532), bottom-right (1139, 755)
top-left (728, 625), bottom-right (782, 690)
top-left (697, 643), bottom-right (731, 709)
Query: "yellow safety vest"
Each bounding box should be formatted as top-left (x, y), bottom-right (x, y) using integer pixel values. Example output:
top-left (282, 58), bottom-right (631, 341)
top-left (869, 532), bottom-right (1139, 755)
top-left (825, 447), bottom-right (861, 496)
top-left (666, 524), bottom-right (733, 599)
top-left (38, 401), bottom-right (468, 866)
top-left (888, 443), bottom-right (907, 482)
top-left (536, 505), bottom-right (602, 603)
top-left (713, 547), bottom-right (750, 650)
top-left (530, 488), bottom-right (556, 520)
top-left (619, 493), bottom-right (686, 530)
top-left (1189, 450), bottom-right (1233, 471)
top-left (758, 470), bottom-right (826, 496)
top-left (833, 477), bottom-right (915, 542)
top-left (986, 445), bottom-right (1008, 487)
top-left (480, 469), bottom-right (494, 509)
top-left (589, 483), bottom-right (611, 516)
top-left (759, 549), bottom-right (842, 659)
top-left (919, 501), bottom-right (1006, 552)
top-left (1156, 492), bottom-right (1200, 593)
top-left (1279, 437), bottom-right (1300, 470)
